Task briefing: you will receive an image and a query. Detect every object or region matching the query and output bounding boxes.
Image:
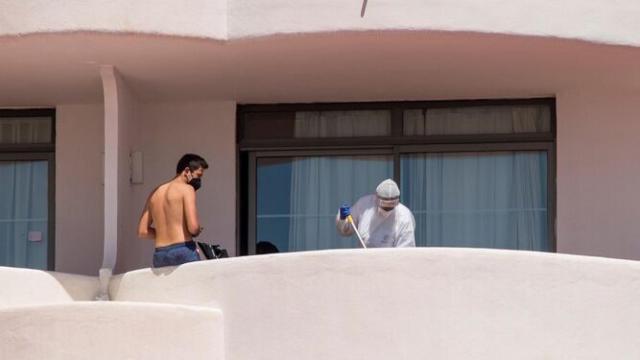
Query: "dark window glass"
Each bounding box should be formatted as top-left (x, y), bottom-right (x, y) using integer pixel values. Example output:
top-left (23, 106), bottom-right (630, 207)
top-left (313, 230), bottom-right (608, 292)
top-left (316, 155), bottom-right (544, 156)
top-left (0, 117), bottom-right (52, 144)
top-left (404, 105), bottom-right (550, 136)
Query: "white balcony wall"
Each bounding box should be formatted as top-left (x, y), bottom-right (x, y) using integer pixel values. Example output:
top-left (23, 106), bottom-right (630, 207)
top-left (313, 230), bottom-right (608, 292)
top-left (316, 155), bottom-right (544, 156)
top-left (110, 249), bottom-right (640, 360)
top-left (0, 267), bottom-right (99, 307)
top-left (1, 0), bottom-right (640, 47)
top-left (0, 0), bottom-right (227, 39)
top-left (5, 249), bottom-right (638, 359)
top-left (0, 302), bottom-right (224, 359)
top-left (228, 0), bottom-right (640, 46)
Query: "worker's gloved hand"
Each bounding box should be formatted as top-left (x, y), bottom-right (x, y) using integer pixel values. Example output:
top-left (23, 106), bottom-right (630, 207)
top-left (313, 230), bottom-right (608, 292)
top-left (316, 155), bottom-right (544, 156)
top-left (339, 204), bottom-right (351, 220)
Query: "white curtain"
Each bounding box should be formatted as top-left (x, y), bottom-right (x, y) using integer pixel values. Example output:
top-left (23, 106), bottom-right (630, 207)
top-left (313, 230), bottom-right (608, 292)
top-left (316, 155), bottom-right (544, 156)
top-left (403, 105), bottom-right (550, 136)
top-left (294, 110), bottom-right (391, 138)
top-left (0, 161), bottom-right (49, 268)
top-left (0, 117), bottom-right (52, 144)
top-left (288, 156), bottom-right (392, 251)
top-left (402, 151), bottom-right (548, 250)
top-left (288, 110), bottom-right (392, 251)
top-left (401, 105), bottom-right (550, 250)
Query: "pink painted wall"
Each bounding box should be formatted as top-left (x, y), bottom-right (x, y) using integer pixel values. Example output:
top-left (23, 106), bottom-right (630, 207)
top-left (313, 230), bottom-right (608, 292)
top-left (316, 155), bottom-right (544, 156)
top-left (557, 88), bottom-right (640, 260)
top-left (55, 104), bottom-right (104, 275)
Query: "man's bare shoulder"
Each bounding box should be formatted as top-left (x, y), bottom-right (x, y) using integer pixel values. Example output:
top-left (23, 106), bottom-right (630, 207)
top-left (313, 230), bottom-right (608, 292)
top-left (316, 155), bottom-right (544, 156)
top-left (148, 181), bottom-right (178, 201)
top-left (148, 182), bottom-right (169, 199)
top-left (165, 180), bottom-right (195, 197)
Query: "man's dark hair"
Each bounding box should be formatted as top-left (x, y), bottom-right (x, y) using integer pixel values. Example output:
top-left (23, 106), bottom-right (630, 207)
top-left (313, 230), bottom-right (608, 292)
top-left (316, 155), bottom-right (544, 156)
top-left (256, 241), bottom-right (279, 255)
top-left (176, 153), bottom-right (209, 174)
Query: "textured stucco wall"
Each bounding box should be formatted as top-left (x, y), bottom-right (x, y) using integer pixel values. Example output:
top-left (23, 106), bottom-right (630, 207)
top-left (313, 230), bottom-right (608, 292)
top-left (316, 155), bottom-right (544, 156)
top-left (1, 0), bottom-right (639, 47)
top-left (110, 248), bottom-right (640, 359)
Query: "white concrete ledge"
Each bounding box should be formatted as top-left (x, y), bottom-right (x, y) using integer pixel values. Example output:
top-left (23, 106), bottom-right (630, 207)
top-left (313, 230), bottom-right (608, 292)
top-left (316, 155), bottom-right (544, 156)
top-left (0, 302), bottom-right (224, 360)
top-left (109, 248), bottom-right (640, 359)
top-left (0, 267), bottom-right (98, 307)
top-left (48, 271), bottom-right (102, 301)
top-left (0, 0), bottom-right (639, 47)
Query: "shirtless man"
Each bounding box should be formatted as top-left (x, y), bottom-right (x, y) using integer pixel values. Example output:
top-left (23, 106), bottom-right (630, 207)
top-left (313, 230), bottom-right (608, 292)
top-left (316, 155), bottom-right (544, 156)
top-left (137, 153), bottom-right (209, 267)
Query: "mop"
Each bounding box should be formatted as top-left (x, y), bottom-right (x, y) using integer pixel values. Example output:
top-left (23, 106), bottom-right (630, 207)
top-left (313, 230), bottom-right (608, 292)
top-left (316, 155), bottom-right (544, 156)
top-left (347, 215), bottom-right (367, 249)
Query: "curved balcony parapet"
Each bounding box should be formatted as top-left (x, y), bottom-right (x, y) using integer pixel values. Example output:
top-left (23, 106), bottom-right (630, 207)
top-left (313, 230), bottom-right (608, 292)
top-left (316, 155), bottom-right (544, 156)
top-left (228, 0), bottom-right (640, 47)
top-left (109, 248), bottom-right (640, 359)
top-left (0, 267), bottom-right (98, 307)
top-left (1, 0), bottom-right (639, 47)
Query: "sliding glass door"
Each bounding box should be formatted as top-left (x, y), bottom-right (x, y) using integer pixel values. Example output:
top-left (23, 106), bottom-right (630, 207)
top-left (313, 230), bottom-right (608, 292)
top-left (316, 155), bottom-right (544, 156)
top-left (0, 156), bottom-right (53, 269)
top-left (251, 152), bottom-right (392, 253)
top-left (0, 110), bottom-right (55, 270)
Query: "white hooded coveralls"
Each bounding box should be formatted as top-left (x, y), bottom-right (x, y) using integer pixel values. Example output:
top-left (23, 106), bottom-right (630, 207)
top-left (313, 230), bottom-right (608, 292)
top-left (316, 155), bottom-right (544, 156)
top-left (336, 194), bottom-right (416, 247)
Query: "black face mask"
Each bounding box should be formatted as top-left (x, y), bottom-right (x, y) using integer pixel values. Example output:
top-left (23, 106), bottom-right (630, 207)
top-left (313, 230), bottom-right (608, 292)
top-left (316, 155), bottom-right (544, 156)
top-left (188, 177), bottom-right (201, 191)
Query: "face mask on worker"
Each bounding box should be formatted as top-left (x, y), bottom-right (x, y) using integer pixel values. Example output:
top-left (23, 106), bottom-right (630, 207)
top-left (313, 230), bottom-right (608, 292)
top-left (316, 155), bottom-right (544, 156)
top-left (377, 198), bottom-right (399, 217)
top-left (189, 177), bottom-right (201, 191)
top-left (375, 179), bottom-right (400, 217)
top-left (186, 170), bottom-right (202, 191)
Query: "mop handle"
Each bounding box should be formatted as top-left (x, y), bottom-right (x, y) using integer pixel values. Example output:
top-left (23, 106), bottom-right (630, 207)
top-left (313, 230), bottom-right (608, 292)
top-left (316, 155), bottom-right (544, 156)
top-left (347, 215), bottom-right (367, 249)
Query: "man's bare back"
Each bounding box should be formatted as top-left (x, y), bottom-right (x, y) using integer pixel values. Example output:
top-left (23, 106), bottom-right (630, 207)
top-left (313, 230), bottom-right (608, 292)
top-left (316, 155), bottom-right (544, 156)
top-left (146, 180), bottom-right (198, 247)
top-left (138, 165), bottom-right (204, 248)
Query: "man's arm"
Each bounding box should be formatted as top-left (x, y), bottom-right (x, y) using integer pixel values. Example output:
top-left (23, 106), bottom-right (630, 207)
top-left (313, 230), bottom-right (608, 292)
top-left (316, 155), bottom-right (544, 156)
top-left (183, 186), bottom-right (202, 237)
top-left (137, 201), bottom-right (156, 239)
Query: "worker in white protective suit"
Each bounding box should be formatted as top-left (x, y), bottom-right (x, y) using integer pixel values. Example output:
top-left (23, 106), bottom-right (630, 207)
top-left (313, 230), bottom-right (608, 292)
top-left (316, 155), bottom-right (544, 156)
top-left (336, 179), bottom-right (416, 248)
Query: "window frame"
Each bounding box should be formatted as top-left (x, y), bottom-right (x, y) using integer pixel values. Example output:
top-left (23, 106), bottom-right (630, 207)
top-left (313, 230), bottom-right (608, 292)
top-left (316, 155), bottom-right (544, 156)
top-left (238, 98), bottom-right (556, 255)
top-left (0, 109), bottom-right (56, 270)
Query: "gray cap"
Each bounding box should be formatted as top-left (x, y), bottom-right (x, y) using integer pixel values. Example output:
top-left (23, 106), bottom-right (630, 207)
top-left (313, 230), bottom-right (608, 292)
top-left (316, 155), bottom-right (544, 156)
top-left (376, 179), bottom-right (400, 199)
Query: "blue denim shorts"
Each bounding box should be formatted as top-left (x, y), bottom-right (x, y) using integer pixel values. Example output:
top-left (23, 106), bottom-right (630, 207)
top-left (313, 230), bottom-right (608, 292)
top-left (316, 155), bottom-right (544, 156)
top-left (153, 241), bottom-right (199, 268)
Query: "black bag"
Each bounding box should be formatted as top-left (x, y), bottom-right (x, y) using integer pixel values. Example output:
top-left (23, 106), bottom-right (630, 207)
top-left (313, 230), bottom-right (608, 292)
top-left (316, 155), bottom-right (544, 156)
top-left (196, 242), bottom-right (229, 260)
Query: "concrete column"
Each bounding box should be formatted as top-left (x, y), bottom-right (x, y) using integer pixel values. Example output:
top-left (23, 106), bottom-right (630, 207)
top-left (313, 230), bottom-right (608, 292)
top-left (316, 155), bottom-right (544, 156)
top-left (100, 66), bottom-right (119, 272)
